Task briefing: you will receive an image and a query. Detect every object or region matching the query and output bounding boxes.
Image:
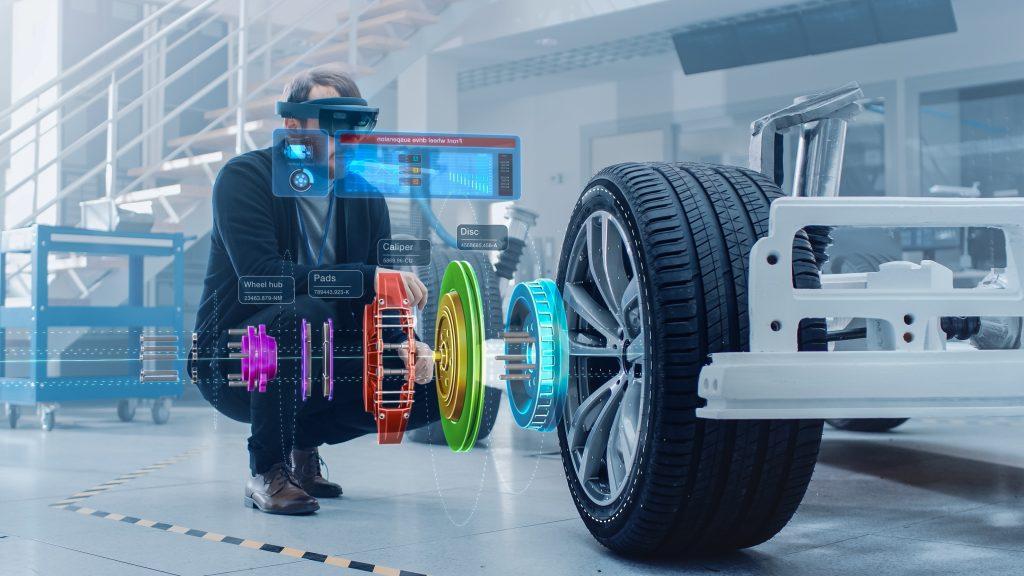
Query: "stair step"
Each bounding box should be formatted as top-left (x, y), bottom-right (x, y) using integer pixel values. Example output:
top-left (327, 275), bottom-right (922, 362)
top-left (338, 0), bottom-right (446, 25)
top-left (127, 151), bottom-right (225, 179)
top-left (167, 120), bottom-right (270, 149)
top-left (203, 62), bottom-right (375, 122)
top-left (116, 184), bottom-right (209, 204)
top-left (277, 35), bottom-right (409, 68)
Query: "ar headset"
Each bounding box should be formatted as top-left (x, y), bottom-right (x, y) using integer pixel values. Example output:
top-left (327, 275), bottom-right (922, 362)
top-left (276, 97), bottom-right (380, 266)
top-left (276, 96), bottom-right (379, 135)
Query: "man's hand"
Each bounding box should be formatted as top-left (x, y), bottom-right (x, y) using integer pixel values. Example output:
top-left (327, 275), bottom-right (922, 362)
top-left (376, 268), bottom-right (428, 310)
top-left (398, 340), bottom-right (434, 385)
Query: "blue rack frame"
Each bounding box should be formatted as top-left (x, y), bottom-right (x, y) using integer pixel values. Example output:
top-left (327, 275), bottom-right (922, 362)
top-left (0, 225), bottom-right (185, 406)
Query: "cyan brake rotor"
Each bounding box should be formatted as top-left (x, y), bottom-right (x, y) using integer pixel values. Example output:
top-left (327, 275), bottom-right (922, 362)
top-left (502, 279), bottom-right (569, 432)
top-left (434, 261), bottom-right (485, 452)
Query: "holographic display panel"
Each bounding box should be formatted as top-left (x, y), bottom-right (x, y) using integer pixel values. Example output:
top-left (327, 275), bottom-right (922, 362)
top-left (335, 132), bottom-right (520, 200)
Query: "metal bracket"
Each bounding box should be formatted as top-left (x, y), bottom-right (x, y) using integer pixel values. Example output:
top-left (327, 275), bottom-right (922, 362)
top-left (749, 81), bottom-right (864, 192)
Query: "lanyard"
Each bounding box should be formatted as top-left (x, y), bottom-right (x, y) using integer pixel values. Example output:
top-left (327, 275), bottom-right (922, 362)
top-left (295, 193), bottom-right (336, 267)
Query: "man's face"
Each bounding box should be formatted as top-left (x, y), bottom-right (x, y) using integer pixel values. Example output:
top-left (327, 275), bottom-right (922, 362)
top-left (283, 84), bottom-right (342, 179)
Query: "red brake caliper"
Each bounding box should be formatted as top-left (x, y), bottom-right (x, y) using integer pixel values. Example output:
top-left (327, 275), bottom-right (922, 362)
top-left (363, 271), bottom-right (417, 444)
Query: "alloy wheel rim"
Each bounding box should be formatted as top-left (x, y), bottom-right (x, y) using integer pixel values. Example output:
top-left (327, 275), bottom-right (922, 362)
top-left (562, 201), bottom-right (648, 505)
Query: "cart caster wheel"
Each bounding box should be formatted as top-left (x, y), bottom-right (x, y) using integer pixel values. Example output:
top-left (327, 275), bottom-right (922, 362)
top-left (117, 399), bottom-right (137, 422)
top-left (152, 399), bottom-right (170, 425)
top-left (40, 409), bottom-right (55, 432)
top-left (7, 405), bottom-right (20, 429)
top-left (117, 400), bottom-right (136, 422)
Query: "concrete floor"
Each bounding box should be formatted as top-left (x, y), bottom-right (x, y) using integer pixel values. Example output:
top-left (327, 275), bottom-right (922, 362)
top-left (2, 404), bottom-right (1024, 576)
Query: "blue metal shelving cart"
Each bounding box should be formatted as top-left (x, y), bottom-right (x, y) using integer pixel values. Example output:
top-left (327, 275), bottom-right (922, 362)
top-left (0, 225), bottom-right (185, 430)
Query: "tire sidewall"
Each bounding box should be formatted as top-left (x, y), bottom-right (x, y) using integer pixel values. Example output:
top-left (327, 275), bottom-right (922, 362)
top-left (555, 177), bottom-right (656, 538)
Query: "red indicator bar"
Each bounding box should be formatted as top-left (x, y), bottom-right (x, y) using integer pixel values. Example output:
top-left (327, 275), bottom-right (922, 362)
top-left (338, 132), bottom-right (517, 149)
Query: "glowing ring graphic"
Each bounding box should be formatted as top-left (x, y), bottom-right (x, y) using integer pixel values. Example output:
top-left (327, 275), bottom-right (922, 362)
top-left (435, 291), bottom-right (468, 421)
top-left (503, 279), bottom-right (569, 432)
top-left (435, 261), bottom-right (485, 452)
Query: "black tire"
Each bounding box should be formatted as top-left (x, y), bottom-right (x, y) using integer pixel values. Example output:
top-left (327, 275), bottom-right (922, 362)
top-left (40, 410), bottom-right (55, 432)
top-left (117, 399), bottom-right (136, 422)
top-left (556, 162), bottom-right (826, 556)
top-left (825, 418), bottom-right (908, 432)
top-left (152, 399), bottom-right (171, 425)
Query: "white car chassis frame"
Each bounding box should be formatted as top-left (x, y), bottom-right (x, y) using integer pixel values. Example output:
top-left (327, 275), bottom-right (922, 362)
top-left (697, 82), bottom-right (1024, 420)
top-left (698, 197), bottom-right (1024, 419)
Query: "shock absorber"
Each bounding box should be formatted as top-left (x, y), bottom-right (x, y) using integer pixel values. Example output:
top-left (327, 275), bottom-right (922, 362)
top-left (495, 206), bottom-right (538, 280)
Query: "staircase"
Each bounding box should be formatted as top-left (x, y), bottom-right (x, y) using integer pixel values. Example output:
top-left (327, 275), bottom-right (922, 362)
top-left (0, 0), bottom-right (473, 321)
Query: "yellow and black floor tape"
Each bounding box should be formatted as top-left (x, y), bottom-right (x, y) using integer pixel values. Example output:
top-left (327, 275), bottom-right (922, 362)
top-left (50, 446), bottom-right (428, 576)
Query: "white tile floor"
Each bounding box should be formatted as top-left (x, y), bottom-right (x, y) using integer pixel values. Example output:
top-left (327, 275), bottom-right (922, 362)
top-left (2, 404), bottom-right (1024, 575)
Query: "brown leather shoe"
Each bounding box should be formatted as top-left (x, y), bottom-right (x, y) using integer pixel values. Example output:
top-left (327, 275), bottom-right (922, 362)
top-left (244, 463), bottom-right (319, 515)
top-left (290, 447), bottom-right (343, 498)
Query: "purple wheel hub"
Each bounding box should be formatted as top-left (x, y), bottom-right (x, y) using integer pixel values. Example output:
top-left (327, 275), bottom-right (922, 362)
top-left (240, 324), bottom-right (277, 393)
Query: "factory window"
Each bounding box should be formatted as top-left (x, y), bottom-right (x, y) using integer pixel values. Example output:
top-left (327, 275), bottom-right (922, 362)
top-left (919, 79), bottom-right (1024, 269)
top-left (919, 79), bottom-right (1024, 199)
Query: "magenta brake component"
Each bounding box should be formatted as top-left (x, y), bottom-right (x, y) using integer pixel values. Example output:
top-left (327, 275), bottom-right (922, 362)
top-left (323, 318), bottom-right (334, 400)
top-left (227, 324), bottom-right (278, 393)
top-left (301, 319), bottom-right (312, 401)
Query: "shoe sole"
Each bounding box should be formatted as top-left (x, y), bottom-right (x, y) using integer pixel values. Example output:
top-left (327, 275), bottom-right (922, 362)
top-left (244, 495), bottom-right (319, 515)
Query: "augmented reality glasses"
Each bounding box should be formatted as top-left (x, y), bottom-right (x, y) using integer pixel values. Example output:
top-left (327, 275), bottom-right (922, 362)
top-left (276, 96), bottom-right (379, 134)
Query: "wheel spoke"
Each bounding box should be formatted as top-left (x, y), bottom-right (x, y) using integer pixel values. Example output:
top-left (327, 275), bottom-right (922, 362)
top-left (569, 373), bottom-right (626, 483)
top-left (606, 387), bottom-right (639, 495)
top-left (587, 214), bottom-right (628, 322)
top-left (570, 337), bottom-right (620, 358)
top-left (564, 283), bottom-right (620, 344)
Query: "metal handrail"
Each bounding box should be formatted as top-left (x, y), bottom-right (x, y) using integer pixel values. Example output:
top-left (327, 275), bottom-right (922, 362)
top-left (0, 0), bottom-right (221, 150)
top-left (116, 0), bottom-right (382, 202)
top-left (3, 8), bottom-right (227, 172)
top-left (13, 0), bottom-right (367, 228)
top-left (1, 0), bottom-right (290, 203)
top-left (0, 0), bottom-right (192, 125)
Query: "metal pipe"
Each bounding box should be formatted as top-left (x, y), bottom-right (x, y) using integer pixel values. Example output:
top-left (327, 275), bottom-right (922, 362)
top-left (0, 0), bottom-right (196, 125)
top-left (235, 0), bottom-right (248, 156)
top-left (141, 346), bottom-right (178, 353)
top-left (791, 117), bottom-right (848, 198)
top-left (112, 0), bottom-right (375, 207)
top-left (141, 335), bottom-right (178, 342)
top-left (500, 374), bottom-right (532, 381)
top-left (348, 0), bottom-right (361, 72)
top-left (105, 72), bottom-right (119, 231)
top-left (1, 0), bottom-right (293, 208)
top-left (0, 0), bottom-right (221, 146)
top-left (3, 8), bottom-right (224, 164)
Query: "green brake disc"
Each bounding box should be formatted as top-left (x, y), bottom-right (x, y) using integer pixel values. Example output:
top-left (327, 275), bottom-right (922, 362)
top-left (434, 261), bottom-right (485, 452)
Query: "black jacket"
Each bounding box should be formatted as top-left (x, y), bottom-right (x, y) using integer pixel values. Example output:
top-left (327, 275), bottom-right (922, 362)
top-left (194, 147), bottom-right (390, 351)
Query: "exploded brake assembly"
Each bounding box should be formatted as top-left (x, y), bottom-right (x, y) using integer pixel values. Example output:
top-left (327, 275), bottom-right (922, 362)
top-left (502, 279), bottom-right (569, 432)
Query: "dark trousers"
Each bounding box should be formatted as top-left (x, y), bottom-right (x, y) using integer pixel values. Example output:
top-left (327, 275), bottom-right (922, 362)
top-left (195, 296), bottom-right (439, 474)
